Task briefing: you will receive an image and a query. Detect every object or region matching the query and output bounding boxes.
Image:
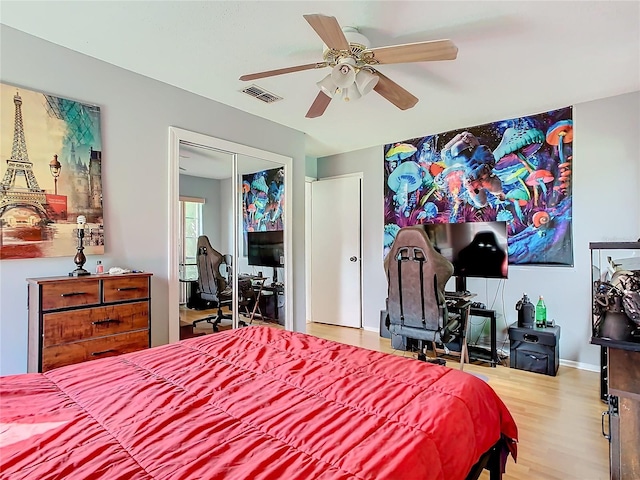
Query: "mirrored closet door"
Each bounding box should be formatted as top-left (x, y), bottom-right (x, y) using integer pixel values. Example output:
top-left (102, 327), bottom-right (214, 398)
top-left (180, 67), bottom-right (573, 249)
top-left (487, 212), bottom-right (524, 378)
top-left (234, 154), bottom-right (287, 329)
top-left (168, 128), bottom-right (292, 343)
top-left (177, 142), bottom-right (235, 339)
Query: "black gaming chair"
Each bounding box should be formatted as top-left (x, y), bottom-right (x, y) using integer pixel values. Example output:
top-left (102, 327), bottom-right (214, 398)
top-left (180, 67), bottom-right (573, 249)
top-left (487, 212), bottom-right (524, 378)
top-left (192, 236), bottom-right (233, 332)
top-left (385, 225), bottom-right (466, 365)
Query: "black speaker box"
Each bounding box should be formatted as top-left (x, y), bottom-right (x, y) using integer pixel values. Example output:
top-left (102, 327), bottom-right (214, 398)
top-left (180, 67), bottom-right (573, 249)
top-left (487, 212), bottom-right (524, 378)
top-left (380, 310), bottom-right (391, 338)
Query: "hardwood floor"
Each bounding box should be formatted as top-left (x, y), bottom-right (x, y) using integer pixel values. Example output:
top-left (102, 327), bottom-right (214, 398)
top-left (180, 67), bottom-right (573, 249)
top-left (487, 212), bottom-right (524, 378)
top-left (179, 305), bottom-right (283, 338)
top-left (306, 322), bottom-right (610, 480)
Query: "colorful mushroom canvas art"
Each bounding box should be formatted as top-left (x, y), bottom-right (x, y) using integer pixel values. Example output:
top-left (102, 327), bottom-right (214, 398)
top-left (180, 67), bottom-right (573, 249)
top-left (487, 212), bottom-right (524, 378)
top-left (383, 106), bottom-right (573, 266)
top-left (241, 166), bottom-right (284, 256)
top-left (242, 166), bottom-right (284, 238)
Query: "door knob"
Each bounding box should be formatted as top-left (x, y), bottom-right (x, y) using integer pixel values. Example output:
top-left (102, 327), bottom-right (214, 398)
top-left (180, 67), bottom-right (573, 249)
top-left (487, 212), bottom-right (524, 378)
top-left (349, 256), bottom-right (358, 262)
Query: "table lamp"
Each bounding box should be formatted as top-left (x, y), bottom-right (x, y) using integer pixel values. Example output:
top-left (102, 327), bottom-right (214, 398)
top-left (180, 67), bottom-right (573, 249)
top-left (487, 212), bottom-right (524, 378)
top-left (69, 215), bottom-right (91, 276)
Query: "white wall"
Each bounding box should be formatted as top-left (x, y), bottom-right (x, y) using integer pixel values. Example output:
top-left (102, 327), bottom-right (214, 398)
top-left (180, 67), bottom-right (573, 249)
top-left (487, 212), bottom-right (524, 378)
top-left (318, 91), bottom-right (640, 369)
top-left (0, 26), bottom-right (307, 375)
top-left (179, 174), bottom-right (222, 250)
top-left (219, 178), bottom-right (233, 257)
top-left (305, 157), bottom-right (318, 179)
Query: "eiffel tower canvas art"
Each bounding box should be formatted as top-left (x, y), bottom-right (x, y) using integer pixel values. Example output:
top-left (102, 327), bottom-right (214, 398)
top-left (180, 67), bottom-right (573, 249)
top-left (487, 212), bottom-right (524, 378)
top-left (0, 83), bottom-right (104, 260)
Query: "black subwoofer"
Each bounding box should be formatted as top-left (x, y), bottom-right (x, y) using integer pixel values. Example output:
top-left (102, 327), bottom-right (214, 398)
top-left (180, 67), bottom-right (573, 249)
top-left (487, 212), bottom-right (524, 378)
top-left (509, 324), bottom-right (561, 376)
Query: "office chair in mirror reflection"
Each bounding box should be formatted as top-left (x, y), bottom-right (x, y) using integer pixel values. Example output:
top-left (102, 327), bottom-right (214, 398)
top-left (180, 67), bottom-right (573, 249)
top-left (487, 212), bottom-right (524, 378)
top-left (191, 236), bottom-right (254, 332)
top-left (385, 226), bottom-right (468, 366)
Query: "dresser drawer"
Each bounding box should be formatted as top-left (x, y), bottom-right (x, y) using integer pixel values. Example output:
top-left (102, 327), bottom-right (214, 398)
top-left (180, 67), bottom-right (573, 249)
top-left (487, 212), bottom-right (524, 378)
top-left (103, 276), bottom-right (149, 303)
top-left (43, 302), bottom-right (149, 347)
top-left (42, 330), bottom-right (149, 372)
top-left (41, 279), bottom-right (100, 311)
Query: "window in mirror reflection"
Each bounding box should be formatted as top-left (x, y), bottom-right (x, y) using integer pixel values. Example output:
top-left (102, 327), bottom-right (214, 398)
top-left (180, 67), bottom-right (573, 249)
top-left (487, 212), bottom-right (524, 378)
top-left (179, 197), bottom-right (204, 282)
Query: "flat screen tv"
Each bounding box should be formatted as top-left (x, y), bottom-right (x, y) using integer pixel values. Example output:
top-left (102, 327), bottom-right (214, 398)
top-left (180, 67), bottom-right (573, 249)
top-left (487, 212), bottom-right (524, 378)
top-left (422, 221), bottom-right (508, 290)
top-left (247, 230), bottom-right (284, 268)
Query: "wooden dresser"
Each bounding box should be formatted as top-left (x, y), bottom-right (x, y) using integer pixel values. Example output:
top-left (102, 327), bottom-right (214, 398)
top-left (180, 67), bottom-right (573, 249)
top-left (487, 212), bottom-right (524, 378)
top-left (27, 272), bottom-right (152, 372)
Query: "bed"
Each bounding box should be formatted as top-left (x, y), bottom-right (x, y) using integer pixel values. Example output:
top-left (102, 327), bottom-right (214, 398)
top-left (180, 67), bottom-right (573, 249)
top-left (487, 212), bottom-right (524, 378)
top-left (0, 326), bottom-right (517, 480)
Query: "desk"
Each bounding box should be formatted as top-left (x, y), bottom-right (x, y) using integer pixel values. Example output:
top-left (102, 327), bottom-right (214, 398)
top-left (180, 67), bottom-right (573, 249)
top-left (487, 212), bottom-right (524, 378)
top-left (179, 277), bottom-right (198, 308)
top-left (238, 276), bottom-right (284, 325)
top-left (259, 284), bottom-right (285, 325)
top-left (436, 297), bottom-right (472, 371)
top-left (445, 293), bottom-right (498, 368)
top-left (240, 275), bottom-right (266, 324)
top-left (468, 307), bottom-right (498, 368)
top-left (452, 299), bottom-right (472, 371)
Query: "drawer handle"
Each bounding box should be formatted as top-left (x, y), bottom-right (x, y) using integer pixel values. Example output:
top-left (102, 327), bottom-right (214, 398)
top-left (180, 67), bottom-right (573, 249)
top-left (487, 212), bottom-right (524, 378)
top-left (523, 333), bottom-right (539, 343)
top-left (601, 411), bottom-right (610, 440)
top-left (92, 318), bottom-right (121, 326)
top-left (91, 349), bottom-right (116, 356)
top-left (117, 287), bottom-right (139, 291)
top-left (60, 292), bottom-right (87, 297)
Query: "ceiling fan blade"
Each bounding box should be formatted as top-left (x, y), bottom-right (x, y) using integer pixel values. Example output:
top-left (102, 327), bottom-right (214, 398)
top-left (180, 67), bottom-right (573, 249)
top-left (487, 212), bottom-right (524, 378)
top-left (373, 71), bottom-right (418, 110)
top-left (240, 62), bottom-right (327, 81)
top-left (305, 92), bottom-right (332, 118)
top-left (366, 39), bottom-right (458, 65)
top-left (303, 14), bottom-right (350, 51)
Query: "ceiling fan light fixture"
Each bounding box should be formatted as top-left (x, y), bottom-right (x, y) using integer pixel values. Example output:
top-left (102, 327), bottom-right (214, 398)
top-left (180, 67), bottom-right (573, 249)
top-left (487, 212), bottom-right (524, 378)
top-left (341, 26), bottom-right (370, 51)
top-left (355, 69), bottom-right (379, 96)
top-left (331, 57), bottom-right (356, 89)
top-left (342, 85), bottom-right (361, 102)
top-left (240, 14), bottom-right (458, 118)
top-left (317, 74), bottom-right (338, 97)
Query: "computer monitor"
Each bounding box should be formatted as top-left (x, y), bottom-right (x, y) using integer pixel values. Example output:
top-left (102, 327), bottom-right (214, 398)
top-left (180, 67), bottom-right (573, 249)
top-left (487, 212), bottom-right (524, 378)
top-left (422, 221), bottom-right (508, 292)
top-left (247, 230), bottom-right (284, 269)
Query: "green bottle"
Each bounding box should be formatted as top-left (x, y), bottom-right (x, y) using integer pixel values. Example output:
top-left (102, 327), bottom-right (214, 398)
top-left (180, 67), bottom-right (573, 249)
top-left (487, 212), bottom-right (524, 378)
top-left (535, 296), bottom-right (547, 327)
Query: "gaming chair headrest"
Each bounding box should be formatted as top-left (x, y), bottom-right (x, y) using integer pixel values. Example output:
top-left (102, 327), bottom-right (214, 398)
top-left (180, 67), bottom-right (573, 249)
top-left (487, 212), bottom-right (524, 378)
top-left (385, 225), bottom-right (455, 334)
top-left (197, 235), bottom-right (226, 295)
top-left (385, 226), bottom-right (454, 292)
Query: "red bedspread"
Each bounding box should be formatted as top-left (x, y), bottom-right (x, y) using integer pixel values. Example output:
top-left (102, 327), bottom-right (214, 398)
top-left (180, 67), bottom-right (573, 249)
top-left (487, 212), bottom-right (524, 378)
top-left (1, 327), bottom-right (517, 480)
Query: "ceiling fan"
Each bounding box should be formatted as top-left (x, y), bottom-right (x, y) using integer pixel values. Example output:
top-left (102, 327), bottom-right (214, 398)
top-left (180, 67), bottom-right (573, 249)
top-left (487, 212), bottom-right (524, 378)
top-left (240, 14), bottom-right (458, 119)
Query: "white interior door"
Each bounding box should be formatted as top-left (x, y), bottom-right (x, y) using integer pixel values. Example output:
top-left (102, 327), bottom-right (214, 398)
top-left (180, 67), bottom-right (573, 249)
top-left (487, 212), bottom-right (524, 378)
top-left (311, 176), bottom-right (361, 328)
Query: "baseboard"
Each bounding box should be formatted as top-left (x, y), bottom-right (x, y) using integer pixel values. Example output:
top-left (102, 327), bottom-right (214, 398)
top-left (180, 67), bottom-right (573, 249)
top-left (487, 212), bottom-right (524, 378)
top-left (363, 325), bottom-right (378, 333)
top-left (559, 359), bottom-right (599, 372)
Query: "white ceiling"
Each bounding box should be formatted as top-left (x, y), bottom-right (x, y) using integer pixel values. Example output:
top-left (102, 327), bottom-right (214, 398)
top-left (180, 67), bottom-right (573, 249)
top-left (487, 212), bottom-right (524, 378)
top-left (2, 1), bottom-right (639, 158)
top-left (179, 142), bottom-right (281, 179)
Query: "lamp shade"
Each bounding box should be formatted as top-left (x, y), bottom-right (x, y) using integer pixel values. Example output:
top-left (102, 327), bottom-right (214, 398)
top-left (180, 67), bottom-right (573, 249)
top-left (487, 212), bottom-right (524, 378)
top-left (317, 74), bottom-right (338, 98)
top-left (49, 154), bottom-right (61, 177)
top-left (331, 58), bottom-right (356, 89)
top-left (355, 69), bottom-right (379, 95)
top-left (342, 86), bottom-right (361, 102)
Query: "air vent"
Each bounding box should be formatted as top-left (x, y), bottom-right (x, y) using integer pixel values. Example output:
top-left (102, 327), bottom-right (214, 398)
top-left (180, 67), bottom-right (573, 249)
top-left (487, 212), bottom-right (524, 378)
top-left (241, 85), bottom-right (283, 104)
